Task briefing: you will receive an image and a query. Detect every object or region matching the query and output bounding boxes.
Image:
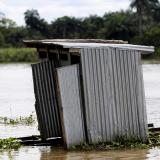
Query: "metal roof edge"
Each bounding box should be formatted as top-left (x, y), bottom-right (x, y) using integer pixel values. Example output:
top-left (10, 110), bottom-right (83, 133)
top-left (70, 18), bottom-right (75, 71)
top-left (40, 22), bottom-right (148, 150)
top-left (24, 40), bottom-right (155, 53)
top-left (62, 44), bottom-right (155, 53)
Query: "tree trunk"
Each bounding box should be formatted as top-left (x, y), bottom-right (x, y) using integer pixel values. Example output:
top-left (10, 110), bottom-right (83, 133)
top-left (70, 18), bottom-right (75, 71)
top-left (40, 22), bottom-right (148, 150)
top-left (137, 4), bottom-right (143, 36)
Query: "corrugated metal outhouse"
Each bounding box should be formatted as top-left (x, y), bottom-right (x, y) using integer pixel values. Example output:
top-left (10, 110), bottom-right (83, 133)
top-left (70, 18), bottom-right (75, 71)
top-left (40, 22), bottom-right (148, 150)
top-left (24, 39), bottom-right (154, 148)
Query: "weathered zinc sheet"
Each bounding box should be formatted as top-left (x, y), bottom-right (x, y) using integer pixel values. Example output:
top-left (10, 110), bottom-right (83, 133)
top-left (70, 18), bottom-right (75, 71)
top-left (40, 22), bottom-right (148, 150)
top-left (32, 60), bottom-right (62, 139)
top-left (80, 47), bottom-right (147, 144)
top-left (57, 65), bottom-right (85, 148)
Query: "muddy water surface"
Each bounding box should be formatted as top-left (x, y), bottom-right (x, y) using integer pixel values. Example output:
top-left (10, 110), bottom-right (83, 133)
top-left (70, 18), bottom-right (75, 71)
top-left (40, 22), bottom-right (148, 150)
top-left (0, 63), bottom-right (39, 138)
top-left (1, 146), bottom-right (160, 160)
top-left (0, 63), bottom-right (160, 159)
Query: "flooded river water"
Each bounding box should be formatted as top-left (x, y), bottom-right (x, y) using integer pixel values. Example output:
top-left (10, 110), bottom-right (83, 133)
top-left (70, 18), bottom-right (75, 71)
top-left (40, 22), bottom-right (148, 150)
top-left (0, 63), bottom-right (160, 159)
top-left (1, 146), bottom-right (160, 160)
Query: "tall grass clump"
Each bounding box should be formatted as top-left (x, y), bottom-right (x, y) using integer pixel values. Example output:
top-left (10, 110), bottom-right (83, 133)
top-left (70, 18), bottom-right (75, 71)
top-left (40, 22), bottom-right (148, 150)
top-left (0, 48), bottom-right (38, 62)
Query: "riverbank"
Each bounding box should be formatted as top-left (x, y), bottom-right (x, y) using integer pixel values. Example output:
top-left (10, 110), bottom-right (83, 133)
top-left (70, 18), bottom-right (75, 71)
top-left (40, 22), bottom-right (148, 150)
top-left (0, 48), bottom-right (38, 63)
top-left (142, 60), bottom-right (160, 64)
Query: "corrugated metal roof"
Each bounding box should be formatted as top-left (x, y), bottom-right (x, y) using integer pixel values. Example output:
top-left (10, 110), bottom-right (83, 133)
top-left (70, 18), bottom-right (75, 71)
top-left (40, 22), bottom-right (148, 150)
top-left (24, 39), bottom-right (154, 53)
top-left (24, 39), bottom-right (128, 44)
top-left (46, 42), bottom-right (154, 53)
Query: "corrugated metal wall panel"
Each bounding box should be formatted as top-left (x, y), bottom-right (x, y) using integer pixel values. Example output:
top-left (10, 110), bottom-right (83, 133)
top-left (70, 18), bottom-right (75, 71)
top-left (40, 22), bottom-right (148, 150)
top-left (32, 60), bottom-right (62, 139)
top-left (57, 65), bottom-right (85, 148)
top-left (135, 53), bottom-right (148, 141)
top-left (80, 47), bottom-right (147, 143)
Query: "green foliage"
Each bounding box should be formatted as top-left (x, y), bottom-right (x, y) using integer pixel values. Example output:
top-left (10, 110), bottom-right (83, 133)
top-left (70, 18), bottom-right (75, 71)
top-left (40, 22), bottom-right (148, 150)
top-left (24, 9), bottom-right (49, 38)
top-left (81, 15), bottom-right (104, 39)
top-left (130, 0), bottom-right (160, 34)
top-left (0, 48), bottom-right (38, 62)
top-left (70, 132), bottom-right (160, 151)
top-left (0, 18), bottom-right (16, 28)
top-left (0, 138), bottom-right (21, 150)
top-left (70, 135), bottom-right (148, 151)
top-left (99, 11), bottom-right (137, 40)
top-left (0, 32), bottom-right (5, 47)
top-left (50, 16), bottom-right (84, 38)
top-left (133, 25), bottom-right (160, 59)
top-left (0, 0), bottom-right (159, 61)
top-left (148, 132), bottom-right (160, 146)
top-left (134, 25), bottom-right (160, 47)
top-left (0, 114), bottom-right (36, 126)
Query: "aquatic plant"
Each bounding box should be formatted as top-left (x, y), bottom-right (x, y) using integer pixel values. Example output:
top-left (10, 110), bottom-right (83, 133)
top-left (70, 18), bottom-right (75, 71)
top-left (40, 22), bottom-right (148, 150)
top-left (70, 132), bottom-right (160, 151)
top-left (148, 132), bottom-right (160, 146)
top-left (0, 138), bottom-right (21, 150)
top-left (70, 135), bottom-right (150, 151)
top-left (0, 113), bottom-right (36, 126)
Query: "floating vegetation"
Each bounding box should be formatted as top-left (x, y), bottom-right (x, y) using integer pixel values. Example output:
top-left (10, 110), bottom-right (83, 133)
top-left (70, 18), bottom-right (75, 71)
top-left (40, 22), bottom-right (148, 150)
top-left (0, 114), bottom-right (36, 126)
top-left (0, 138), bottom-right (21, 150)
top-left (70, 133), bottom-right (160, 151)
top-left (148, 131), bottom-right (160, 146)
top-left (70, 136), bottom-right (148, 151)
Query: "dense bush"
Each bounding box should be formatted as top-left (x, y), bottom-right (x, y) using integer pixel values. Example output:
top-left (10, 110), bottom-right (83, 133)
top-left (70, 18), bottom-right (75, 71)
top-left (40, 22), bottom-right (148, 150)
top-left (133, 26), bottom-right (160, 59)
top-left (0, 48), bottom-right (38, 62)
top-left (134, 26), bottom-right (160, 47)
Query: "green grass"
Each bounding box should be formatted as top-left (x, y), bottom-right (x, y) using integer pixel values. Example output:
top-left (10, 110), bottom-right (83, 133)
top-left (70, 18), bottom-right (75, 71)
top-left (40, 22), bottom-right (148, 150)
top-left (70, 136), bottom-right (148, 151)
top-left (69, 132), bottom-right (160, 151)
top-left (0, 48), bottom-right (38, 62)
top-left (0, 138), bottom-right (21, 150)
top-left (0, 114), bottom-right (36, 126)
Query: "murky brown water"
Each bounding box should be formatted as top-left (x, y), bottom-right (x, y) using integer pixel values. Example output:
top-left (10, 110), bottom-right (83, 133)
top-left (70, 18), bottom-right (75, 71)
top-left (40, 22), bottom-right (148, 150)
top-left (0, 63), bottom-right (160, 159)
top-left (0, 63), bottom-right (39, 138)
top-left (1, 146), bottom-right (160, 160)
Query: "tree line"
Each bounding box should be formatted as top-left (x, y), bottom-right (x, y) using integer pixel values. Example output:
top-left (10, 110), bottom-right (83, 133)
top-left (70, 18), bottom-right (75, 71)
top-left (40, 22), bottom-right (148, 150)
top-left (0, 0), bottom-right (160, 55)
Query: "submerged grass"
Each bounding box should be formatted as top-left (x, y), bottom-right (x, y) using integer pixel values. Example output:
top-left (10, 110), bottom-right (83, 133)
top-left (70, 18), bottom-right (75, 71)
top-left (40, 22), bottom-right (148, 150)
top-left (70, 132), bottom-right (160, 151)
top-left (0, 138), bottom-right (21, 150)
top-left (0, 48), bottom-right (38, 62)
top-left (70, 136), bottom-right (148, 151)
top-left (0, 114), bottom-right (36, 126)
